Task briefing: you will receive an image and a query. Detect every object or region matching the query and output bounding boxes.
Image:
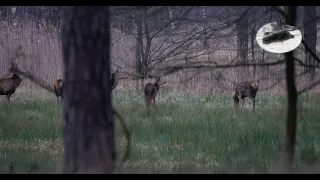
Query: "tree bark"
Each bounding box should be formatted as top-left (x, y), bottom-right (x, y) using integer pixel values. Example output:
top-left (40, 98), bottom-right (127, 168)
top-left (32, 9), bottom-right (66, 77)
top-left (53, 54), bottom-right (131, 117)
top-left (62, 6), bottom-right (115, 174)
top-left (303, 6), bottom-right (317, 78)
top-left (134, 11), bottom-right (145, 91)
top-left (250, 26), bottom-right (256, 77)
top-left (283, 6), bottom-right (298, 174)
top-left (236, 8), bottom-right (249, 79)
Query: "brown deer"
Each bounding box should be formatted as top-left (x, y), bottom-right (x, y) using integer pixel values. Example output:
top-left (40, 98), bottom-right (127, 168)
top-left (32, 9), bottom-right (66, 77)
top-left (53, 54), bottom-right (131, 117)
top-left (109, 69), bottom-right (128, 92)
top-left (54, 79), bottom-right (63, 104)
top-left (144, 76), bottom-right (166, 114)
top-left (233, 80), bottom-right (259, 111)
top-left (0, 73), bottom-right (22, 103)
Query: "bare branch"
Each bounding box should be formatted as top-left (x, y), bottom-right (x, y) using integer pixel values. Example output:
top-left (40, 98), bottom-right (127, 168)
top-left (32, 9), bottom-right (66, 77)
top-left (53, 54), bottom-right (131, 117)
top-left (298, 78), bottom-right (320, 95)
top-left (158, 60), bottom-right (285, 76)
top-left (10, 61), bottom-right (55, 94)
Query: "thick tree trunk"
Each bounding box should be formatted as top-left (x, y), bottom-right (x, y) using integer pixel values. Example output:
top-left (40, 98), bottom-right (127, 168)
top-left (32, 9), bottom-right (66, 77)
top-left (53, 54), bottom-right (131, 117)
top-left (283, 6), bottom-right (298, 174)
top-left (62, 6), bottom-right (116, 174)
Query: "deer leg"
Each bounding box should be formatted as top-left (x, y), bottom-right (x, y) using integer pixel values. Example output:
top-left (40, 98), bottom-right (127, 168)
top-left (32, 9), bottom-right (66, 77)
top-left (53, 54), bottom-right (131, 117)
top-left (234, 96), bottom-right (239, 108)
top-left (252, 98), bottom-right (256, 112)
top-left (145, 97), bottom-right (151, 115)
top-left (234, 95), bottom-right (240, 109)
top-left (153, 97), bottom-right (158, 112)
top-left (6, 94), bottom-right (12, 104)
top-left (241, 98), bottom-right (245, 107)
top-left (153, 97), bottom-right (156, 105)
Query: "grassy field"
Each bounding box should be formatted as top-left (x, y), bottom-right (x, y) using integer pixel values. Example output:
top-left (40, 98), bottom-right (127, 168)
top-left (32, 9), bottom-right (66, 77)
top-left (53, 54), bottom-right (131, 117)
top-left (0, 88), bottom-right (319, 174)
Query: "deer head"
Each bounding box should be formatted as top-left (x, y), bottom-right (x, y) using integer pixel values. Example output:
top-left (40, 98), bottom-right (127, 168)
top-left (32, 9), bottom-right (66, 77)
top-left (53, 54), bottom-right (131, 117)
top-left (154, 76), bottom-right (166, 86)
top-left (251, 80), bottom-right (259, 90)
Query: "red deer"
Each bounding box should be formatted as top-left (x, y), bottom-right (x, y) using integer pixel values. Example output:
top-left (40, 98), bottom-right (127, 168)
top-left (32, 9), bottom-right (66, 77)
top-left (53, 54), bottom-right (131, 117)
top-left (233, 80), bottom-right (259, 111)
top-left (0, 73), bottom-right (22, 103)
top-left (109, 69), bottom-right (128, 92)
top-left (54, 79), bottom-right (63, 104)
top-left (144, 76), bottom-right (166, 114)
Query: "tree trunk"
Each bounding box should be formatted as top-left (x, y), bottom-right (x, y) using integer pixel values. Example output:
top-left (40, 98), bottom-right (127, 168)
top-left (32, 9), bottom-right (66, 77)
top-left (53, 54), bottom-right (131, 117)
top-left (236, 8), bottom-right (249, 80)
top-left (168, 6), bottom-right (174, 30)
top-left (303, 6), bottom-right (317, 79)
top-left (62, 6), bottom-right (116, 174)
top-left (283, 6), bottom-right (298, 174)
top-left (202, 6), bottom-right (206, 20)
top-left (142, 7), bottom-right (151, 78)
top-left (250, 26), bottom-right (256, 77)
top-left (134, 11), bottom-right (145, 92)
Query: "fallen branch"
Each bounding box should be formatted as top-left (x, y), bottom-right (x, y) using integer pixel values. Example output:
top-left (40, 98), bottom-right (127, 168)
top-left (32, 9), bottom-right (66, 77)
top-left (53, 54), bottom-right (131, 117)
top-left (10, 61), bottom-right (55, 94)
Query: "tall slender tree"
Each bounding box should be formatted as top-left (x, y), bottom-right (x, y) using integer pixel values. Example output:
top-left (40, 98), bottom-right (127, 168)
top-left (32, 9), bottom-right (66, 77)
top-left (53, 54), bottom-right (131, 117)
top-left (283, 6), bottom-right (298, 174)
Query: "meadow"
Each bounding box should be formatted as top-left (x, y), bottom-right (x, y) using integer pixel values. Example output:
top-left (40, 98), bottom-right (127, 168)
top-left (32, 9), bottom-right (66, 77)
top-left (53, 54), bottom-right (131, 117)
top-left (0, 86), bottom-right (319, 174)
top-left (0, 7), bottom-right (320, 174)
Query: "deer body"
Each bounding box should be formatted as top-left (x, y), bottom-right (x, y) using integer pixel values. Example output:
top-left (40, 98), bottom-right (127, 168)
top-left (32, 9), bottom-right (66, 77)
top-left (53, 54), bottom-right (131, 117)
top-left (233, 80), bottom-right (259, 111)
top-left (144, 76), bottom-right (166, 115)
top-left (0, 73), bottom-right (22, 103)
top-left (54, 79), bottom-right (63, 104)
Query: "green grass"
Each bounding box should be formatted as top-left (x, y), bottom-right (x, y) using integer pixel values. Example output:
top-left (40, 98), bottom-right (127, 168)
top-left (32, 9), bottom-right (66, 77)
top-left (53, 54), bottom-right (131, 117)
top-left (0, 89), bottom-right (319, 173)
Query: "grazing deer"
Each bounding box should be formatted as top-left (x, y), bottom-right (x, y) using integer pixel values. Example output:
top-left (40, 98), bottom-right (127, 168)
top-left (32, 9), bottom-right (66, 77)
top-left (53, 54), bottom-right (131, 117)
top-left (233, 80), bottom-right (259, 111)
top-left (54, 79), bottom-right (63, 104)
top-left (109, 69), bottom-right (128, 92)
top-left (144, 76), bottom-right (166, 115)
top-left (0, 73), bottom-right (22, 103)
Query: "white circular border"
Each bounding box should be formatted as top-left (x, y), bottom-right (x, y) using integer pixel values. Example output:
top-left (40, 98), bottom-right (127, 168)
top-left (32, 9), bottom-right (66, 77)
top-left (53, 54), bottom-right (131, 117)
top-left (256, 22), bottom-right (302, 54)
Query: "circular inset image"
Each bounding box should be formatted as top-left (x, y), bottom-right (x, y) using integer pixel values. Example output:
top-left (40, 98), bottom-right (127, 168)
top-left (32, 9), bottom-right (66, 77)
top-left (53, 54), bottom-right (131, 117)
top-left (256, 22), bottom-right (302, 54)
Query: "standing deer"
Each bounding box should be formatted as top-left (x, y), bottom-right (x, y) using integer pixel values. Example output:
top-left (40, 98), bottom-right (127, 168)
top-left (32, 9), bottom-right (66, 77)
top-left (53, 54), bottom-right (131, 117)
top-left (0, 73), bottom-right (22, 104)
top-left (144, 76), bottom-right (166, 115)
top-left (233, 80), bottom-right (259, 111)
top-left (54, 79), bottom-right (63, 104)
top-left (109, 69), bottom-right (128, 92)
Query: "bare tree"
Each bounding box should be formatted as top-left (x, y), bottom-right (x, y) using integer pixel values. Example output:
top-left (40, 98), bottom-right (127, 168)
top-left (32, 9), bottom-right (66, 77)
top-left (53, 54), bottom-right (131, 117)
top-left (62, 6), bottom-right (115, 174)
top-left (112, 6), bottom-right (226, 80)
